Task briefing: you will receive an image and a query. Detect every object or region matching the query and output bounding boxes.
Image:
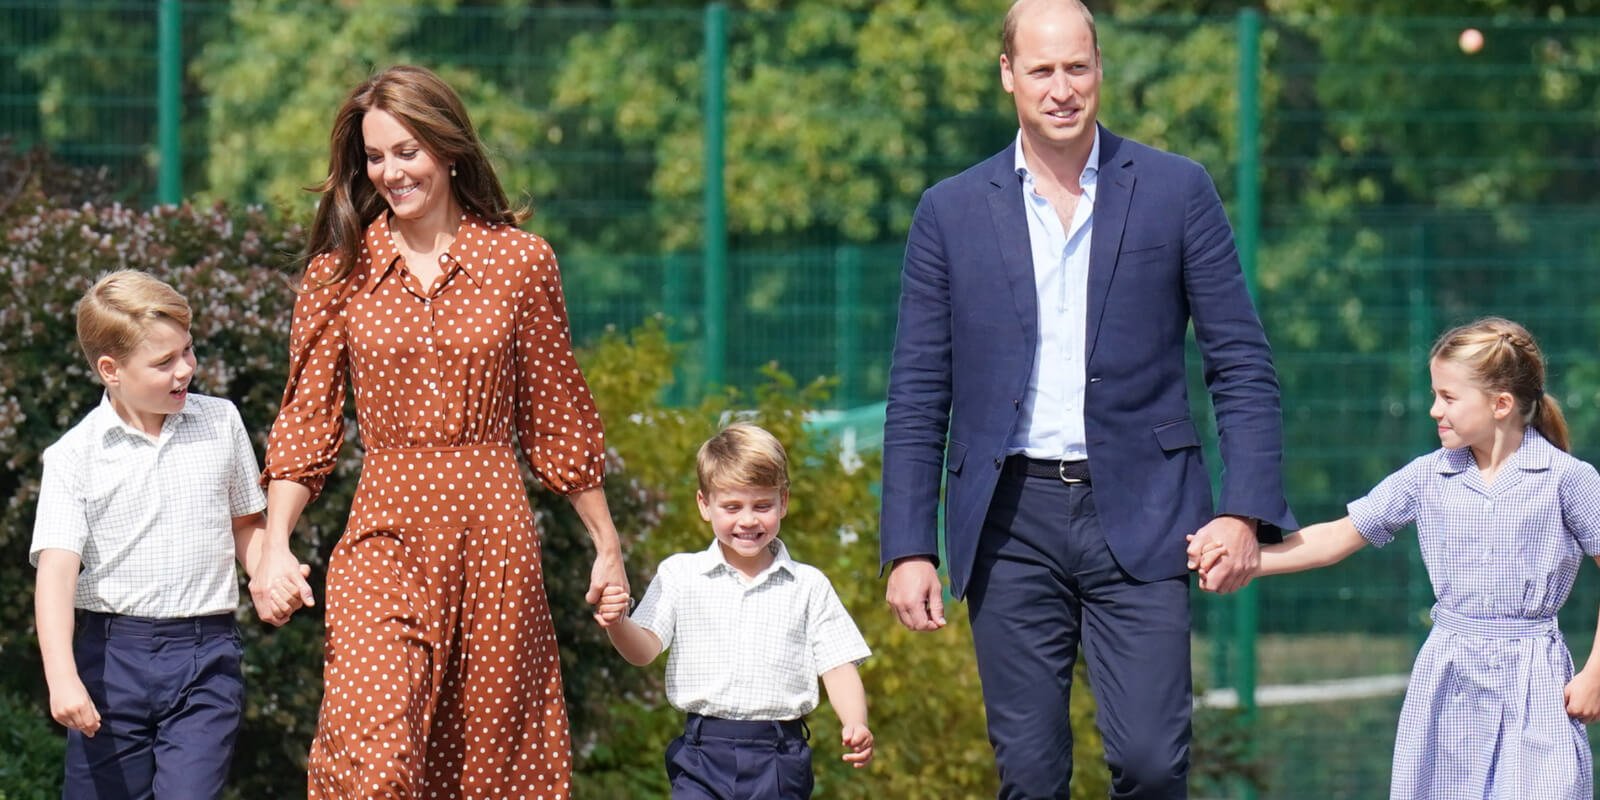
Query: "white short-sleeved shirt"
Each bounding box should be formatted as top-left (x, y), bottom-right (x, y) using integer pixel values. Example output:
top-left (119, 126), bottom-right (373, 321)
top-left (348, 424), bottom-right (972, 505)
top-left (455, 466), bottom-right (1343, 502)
top-left (631, 538), bottom-right (871, 720)
top-left (30, 393), bottom-right (268, 618)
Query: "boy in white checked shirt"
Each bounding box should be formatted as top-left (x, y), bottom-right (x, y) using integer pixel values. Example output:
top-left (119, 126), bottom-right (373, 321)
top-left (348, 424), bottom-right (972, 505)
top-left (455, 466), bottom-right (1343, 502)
top-left (30, 270), bottom-right (311, 800)
top-left (599, 422), bottom-right (872, 799)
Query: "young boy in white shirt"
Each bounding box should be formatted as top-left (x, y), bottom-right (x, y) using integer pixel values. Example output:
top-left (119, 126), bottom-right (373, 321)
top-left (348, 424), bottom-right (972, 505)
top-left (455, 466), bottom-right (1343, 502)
top-left (30, 270), bottom-right (310, 800)
top-left (599, 422), bottom-right (873, 798)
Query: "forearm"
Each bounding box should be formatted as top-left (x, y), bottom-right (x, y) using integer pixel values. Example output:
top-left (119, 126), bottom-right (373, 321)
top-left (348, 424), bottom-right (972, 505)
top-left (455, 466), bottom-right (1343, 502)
top-left (820, 663), bottom-right (869, 728)
top-left (35, 552), bottom-right (82, 686)
top-left (1257, 517), bottom-right (1367, 576)
top-left (233, 512), bottom-right (267, 572)
top-left (568, 486), bottom-right (622, 557)
top-left (1583, 557), bottom-right (1600, 673)
top-left (604, 617), bottom-right (662, 666)
top-left (264, 480), bottom-right (312, 544)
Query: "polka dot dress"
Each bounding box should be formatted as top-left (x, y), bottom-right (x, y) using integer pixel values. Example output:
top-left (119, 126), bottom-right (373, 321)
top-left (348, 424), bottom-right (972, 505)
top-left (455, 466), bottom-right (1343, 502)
top-left (264, 213), bottom-right (605, 799)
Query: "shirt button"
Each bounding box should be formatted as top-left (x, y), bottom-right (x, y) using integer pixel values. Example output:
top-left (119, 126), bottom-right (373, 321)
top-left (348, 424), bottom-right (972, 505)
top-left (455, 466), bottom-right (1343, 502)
top-left (1483, 500), bottom-right (1493, 511)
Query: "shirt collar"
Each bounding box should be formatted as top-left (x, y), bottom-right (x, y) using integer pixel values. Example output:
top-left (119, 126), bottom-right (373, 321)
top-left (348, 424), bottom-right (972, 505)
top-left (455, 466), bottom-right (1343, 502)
top-left (91, 392), bottom-right (194, 446)
top-left (1013, 127), bottom-right (1101, 187)
top-left (365, 212), bottom-right (487, 293)
top-left (696, 537), bottom-right (795, 585)
top-left (1434, 426), bottom-right (1553, 475)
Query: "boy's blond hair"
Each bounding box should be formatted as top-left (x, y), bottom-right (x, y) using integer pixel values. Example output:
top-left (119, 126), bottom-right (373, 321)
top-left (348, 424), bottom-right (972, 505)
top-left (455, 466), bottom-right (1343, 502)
top-left (696, 423), bottom-right (790, 495)
top-left (75, 270), bottom-right (192, 379)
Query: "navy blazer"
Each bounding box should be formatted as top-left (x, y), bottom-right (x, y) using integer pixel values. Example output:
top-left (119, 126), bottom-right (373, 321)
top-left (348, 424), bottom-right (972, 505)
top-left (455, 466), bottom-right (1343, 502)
top-left (879, 127), bottom-right (1297, 597)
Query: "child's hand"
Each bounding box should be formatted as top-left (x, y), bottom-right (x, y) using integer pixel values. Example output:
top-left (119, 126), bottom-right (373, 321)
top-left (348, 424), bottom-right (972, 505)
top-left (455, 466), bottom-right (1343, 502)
top-left (593, 583), bottom-right (631, 627)
top-left (841, 723), bottom-right (874, 768)
top-left (49, 676), bottom-right (101, 738)
top-left (1185, 535), bottom-right (1229, 591)
top-left (1565, 667), bottom-right (1600, 723)
top-left (252, 563), bottom-right (313, 627)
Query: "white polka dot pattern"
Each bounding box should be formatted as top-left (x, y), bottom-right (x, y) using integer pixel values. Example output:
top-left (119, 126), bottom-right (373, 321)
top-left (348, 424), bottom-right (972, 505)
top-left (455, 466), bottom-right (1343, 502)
top-left (263, 214), bottom-right (605, 799)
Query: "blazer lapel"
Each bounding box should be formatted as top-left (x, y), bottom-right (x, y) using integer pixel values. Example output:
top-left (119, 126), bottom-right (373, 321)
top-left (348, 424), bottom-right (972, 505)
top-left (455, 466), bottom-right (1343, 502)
top-left (1087, 126), bottom-right (1133, 364)
top-left (987, 145), bottom-right (1038, 348)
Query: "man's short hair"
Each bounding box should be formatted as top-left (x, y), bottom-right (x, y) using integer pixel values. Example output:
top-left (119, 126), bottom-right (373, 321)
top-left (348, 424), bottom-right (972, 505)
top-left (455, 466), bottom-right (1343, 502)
top-left (75, 270), bottom-right (192, 377)
top-left (1002, 0), bottom-right (1099, 59)
top-left (696, 423), bottom-right (790, 495)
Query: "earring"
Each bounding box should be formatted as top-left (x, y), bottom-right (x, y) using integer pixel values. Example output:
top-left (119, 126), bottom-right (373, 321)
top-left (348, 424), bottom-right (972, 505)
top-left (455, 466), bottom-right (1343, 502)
top-left (450, 164), bottom-right (458, 177)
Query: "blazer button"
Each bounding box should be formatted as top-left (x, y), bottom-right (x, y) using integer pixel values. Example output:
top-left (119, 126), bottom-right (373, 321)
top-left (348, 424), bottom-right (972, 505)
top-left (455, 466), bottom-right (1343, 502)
top-left (1012, 398), bottom-right (1020, 408)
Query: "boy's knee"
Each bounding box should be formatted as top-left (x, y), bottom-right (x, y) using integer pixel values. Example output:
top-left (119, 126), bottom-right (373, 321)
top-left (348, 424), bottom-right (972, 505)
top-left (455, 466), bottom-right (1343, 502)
top-left (1107, 742), bottom-right (1187, 799)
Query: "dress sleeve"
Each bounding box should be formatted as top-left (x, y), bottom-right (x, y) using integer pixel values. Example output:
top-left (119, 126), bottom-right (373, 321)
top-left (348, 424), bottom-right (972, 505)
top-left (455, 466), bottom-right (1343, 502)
top-left (513, 237), bottom-right (605, 494)
top-left (261, 254), bottom-right (353, 502)
top-left (1560, 459), bottom-right (1600, 556)
top-left (1346, 456), bottom-right (1426, 548)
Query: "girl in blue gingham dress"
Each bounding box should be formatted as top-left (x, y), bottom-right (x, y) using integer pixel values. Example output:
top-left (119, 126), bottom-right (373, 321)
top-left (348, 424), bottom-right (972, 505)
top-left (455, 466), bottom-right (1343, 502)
top-left (1197, 317), bottom-right (1600, 799)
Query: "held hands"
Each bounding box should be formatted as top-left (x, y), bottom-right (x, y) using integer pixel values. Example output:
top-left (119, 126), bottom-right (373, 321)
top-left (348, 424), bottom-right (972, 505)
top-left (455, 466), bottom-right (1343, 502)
top-left (248, 543), bottom-right (316, 627)
top-left (1185, 516), bottom-right (1260, 594)
top-left (1565, 667), bottom-right (1600, 723)
top-left (840, 723), bottom-right (874, 768)
top-left (587, 551), bottom-right (629, 628)
top-left (594, 583), bottom-right (631, 627)
top-left (48, 676), bottom-right (101, 738)
top-left (885, 557), bottom-right (946, 632)
top-left (1185, 535), bottom-right (1228, 592)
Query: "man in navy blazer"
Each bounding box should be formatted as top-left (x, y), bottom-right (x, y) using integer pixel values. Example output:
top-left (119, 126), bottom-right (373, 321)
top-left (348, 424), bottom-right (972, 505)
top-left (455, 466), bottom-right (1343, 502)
top-left (880, 1), bottom-right (1296, 797)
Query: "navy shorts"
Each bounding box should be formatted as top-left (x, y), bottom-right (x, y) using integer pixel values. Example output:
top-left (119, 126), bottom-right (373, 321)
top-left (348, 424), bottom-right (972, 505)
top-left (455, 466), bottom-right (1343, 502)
top-left (666, 713), bottom-right (813, 799)
top-left (63, 611), bottom-right (244, 800)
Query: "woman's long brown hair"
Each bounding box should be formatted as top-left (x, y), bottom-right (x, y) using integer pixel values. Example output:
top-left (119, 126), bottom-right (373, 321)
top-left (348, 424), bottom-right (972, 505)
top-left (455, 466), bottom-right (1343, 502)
top-left (304, 65), bottom-right (526, 286)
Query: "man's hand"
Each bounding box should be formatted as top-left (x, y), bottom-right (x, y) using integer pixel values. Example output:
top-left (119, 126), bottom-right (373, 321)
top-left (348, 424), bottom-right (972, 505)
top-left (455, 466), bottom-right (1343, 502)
top-left (1186, 516), bottom-right (1259, 594)
top-left (886, 557), bottom-right (946, 631)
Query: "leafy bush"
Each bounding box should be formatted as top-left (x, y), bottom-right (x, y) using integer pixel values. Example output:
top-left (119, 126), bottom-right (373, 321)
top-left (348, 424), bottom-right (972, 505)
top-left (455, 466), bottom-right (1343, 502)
top-left (0, 690), bottom-right (66, 799)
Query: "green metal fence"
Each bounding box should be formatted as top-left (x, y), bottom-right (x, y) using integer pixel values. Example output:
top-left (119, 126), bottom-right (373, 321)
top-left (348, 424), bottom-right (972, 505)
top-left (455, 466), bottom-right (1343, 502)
top-left (7, 3), bottom-right (1600, 797)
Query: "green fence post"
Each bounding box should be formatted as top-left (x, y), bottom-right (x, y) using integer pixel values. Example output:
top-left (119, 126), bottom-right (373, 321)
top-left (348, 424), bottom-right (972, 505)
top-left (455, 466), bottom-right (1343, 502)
top-left (1407, 222), bottom-right (1433, 648)
top-left (156, 0), bottom-right (182, 204)
top-left (702, 2), bottom-right (728, 390)
top-left (1234, 9), bottom-right (1263, 800)
top-left (664, 252), bottom-right (687, 404)
top-left (835, 246), bottom-right (861, 407)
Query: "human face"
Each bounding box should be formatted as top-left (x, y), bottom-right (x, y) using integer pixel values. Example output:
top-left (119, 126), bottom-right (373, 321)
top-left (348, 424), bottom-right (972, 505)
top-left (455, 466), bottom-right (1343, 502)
top-left (1429, 358), bottom-right (1513, 453)
top-left (98, 317), bottom-right (195, 437)
top-left (698, 485), bottom-right (788, 577)
top-left (1000, 1), bottom-right (1102, 160)
top-left (362, 109), bottom-right (454, 227)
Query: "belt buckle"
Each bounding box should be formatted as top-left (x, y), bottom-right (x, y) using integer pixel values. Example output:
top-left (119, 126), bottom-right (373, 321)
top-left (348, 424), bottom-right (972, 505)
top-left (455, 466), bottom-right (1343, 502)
top-left (1058, 460), bottom-right (1083, 484)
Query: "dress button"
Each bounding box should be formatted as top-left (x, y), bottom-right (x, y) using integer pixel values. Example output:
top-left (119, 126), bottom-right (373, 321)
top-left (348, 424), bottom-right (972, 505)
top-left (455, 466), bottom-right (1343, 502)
top-left (994, 458), bottom-right (1002, 468)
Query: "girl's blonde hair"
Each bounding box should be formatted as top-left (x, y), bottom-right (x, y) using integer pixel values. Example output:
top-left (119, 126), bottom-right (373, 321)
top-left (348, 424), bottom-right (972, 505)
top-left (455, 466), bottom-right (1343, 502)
top-left (74, 270), bottom-right (191, 379)
top-left (1429, 317), bottom-right (1569, 451)
top-left (696, 423), bottom-right (790, 495)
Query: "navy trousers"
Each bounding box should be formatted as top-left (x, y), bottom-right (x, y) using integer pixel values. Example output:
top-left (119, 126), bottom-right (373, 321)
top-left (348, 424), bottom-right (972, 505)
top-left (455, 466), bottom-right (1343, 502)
top-left (63, 612), bottom-right (244, 800)
top-left (967, 469), bottom-right (1192, 799)
top-left (665, 714), bottom-right (813, 799)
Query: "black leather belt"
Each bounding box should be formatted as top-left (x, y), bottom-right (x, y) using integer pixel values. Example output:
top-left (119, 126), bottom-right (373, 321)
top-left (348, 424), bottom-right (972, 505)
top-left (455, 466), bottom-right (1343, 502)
top-left (1005, 455), bottom-right (1091, 484)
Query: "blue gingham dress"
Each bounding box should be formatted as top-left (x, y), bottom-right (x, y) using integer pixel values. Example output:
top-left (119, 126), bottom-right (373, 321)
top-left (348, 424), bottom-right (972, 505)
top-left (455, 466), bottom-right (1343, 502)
top-left (1349, 428), bottom-right (1600, 799)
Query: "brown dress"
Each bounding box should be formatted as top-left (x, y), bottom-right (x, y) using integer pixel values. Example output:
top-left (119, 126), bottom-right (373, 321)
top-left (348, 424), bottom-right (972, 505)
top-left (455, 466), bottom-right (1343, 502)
top-left (264, 213), bottom-right (604, 799)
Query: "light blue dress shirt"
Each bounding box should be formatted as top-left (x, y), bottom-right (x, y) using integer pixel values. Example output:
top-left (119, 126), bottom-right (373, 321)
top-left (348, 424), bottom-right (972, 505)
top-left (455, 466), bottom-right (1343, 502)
top-left (1007, 129), bottom-right (1100, 461)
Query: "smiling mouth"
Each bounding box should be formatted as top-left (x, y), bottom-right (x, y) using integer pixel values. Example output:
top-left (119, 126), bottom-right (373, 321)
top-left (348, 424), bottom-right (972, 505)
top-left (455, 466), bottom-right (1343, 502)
top-left (389, 184), bottom-right (418, 199)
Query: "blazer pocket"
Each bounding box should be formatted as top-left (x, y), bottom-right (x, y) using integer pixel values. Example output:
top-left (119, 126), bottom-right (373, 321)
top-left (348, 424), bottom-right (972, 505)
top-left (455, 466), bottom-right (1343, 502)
top-left (945, 441), bottom-right (968, 476)
top-left (1120, 241), bottom-right (1167, 256)
top-left (1152, 418), bottom-right (1200, 452)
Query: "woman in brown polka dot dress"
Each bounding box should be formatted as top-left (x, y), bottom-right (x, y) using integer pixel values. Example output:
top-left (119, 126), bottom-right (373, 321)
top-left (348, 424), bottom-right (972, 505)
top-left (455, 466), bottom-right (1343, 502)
top-left (252, 65), bottom-right (628, 799)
